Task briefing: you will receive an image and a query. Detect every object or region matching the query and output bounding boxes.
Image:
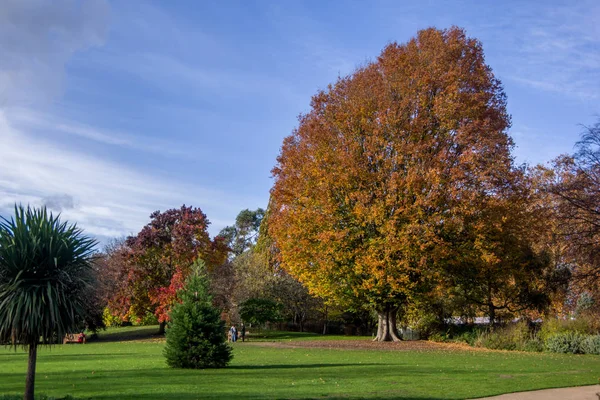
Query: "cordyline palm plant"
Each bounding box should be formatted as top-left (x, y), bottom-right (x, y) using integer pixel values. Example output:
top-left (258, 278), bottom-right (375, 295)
top-left (0, 205), bottom-right (97, 400)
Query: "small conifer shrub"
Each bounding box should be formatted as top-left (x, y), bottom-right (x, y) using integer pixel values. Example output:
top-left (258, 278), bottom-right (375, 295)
top-left (163, 260), bottom-right (232, 368)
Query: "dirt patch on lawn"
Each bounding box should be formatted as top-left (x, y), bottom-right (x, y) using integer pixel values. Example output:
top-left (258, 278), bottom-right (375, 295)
top-left (246, 339), bottom-right (487, 352)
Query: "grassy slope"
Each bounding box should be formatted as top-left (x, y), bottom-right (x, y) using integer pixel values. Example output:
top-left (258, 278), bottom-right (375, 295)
top-left (0, 327), bottom-right (599, 399)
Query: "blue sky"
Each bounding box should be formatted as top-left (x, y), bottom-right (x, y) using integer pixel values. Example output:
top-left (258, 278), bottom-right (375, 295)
top-left (0, 0), bottom-right (598, 244)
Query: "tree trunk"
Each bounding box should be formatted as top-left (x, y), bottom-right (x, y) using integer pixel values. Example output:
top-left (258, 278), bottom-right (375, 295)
top-left (158, 321), bottom-right (166, 335)
top-left (373, 305), bottom-right (402, 342)
top-left (322, 306), bottom-right (328, 335)
top-left (24, 342), bottom-right (37, 400)
top-left (487, 278), bottom-right (495, 326)
top-left (488, 305), bottom-right (496, 326)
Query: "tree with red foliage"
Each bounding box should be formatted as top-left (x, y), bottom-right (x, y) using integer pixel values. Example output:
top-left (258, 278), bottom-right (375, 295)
top-left (107, 205), bottom-right (228, 333)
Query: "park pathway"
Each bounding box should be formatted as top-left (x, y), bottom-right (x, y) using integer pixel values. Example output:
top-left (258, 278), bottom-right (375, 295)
top-left (474, 385), bottom-right (600, 400)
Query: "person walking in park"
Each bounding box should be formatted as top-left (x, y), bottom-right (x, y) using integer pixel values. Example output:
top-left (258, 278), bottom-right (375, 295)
top-left (229, 325), bottom-right (237, 342)
top-left (240, 324), bottom-right (246, 342)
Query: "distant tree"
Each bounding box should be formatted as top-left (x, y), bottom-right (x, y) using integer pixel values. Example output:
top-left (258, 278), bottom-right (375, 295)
top-left (0, 206), bottom-right (97, 400)
top-left (219, 208), bottom-right (265, 257)
top-left (231, 241), bottom-right (323, 331)
top-left (232, 249), bottom-right (274, 303)
top-left (208, 260), bottom-right (236, 316)
top-left (164, 260), bottom-right (232, 369)
top-left (576, 292), bottom-right (595, 316)
top-left (96, 238), bottom-right (130, 325)
top-left (239, 298), bottom-right (283, 328)
top-left (269, 27), bottom-right (514, 340)
top-left (549, 120), bottom-right (600, 284)
top-left (80, 276), bottom-right (107, 333)
top-left (269, 271), bottom-right (322, 332)
top-left (443, 173), bottom-right (559, 323)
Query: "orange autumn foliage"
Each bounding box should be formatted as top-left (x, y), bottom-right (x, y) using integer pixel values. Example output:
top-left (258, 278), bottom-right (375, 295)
top-left (268, 27), bottom-right (514, 328)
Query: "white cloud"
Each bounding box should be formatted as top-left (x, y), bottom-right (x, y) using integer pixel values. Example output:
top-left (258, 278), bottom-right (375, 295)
top-left (80, 2), bottom-right (304, 106)
top-left (6, 107), bottom-right (188, 157)
top-left (0, 111), bottom-right (237, 241)
top-left (0, 0), bottom-right (256, 244)
top-left (0, 0), bottom-right (110, 106)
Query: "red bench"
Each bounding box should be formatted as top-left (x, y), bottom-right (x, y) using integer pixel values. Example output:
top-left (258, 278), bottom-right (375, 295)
top-left (63, 333), bottom-right (86, 344)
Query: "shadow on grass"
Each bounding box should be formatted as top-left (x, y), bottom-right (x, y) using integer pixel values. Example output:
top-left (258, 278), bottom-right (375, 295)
top-left (93, 327), bottom-right (163, 343)
top-left (247, 331), bottom-right (322, 341)
top-left (41, 353), bottom-right (139, 361)
top-left (227, 363), bottom-right (380, 370)
top-left (93, 327), bottom-right (356, 344)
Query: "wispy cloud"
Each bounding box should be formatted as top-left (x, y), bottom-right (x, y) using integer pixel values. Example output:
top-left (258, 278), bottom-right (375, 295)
top-left (509, 123), bottom-right (580, 166)
top-left (80, 2), bottom-right (302, 105)
top-left (6, 108), bottom-right (188, 157)
top-left (298, 38), bottom-right (356, 77)
top-left (0, 111), bottom-right (240, 241)
top-left (0, 0), bottom-right (267, 244)
top-left (92, 50), bottom-right (304, 107)
top-left (503, 2), bottom-right (600, 99)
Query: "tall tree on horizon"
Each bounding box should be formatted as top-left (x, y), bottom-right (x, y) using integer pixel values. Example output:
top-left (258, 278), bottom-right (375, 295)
top-left (219, 208), bottom-right (265, 257)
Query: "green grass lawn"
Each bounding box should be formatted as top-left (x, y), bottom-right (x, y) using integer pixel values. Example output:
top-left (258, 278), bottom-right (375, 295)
top-left (0, 327), bottom-right (599, 399)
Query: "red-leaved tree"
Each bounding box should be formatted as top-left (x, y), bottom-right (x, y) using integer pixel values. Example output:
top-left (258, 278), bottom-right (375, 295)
top-left (106, 205), bottom-right (228, 333)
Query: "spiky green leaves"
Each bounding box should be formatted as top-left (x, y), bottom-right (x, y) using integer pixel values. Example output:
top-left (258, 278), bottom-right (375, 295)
top-left (0, 205), bottom-right (97, 348)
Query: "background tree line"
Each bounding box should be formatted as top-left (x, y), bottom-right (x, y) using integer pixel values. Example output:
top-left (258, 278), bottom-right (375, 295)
top-left (95, 114), bottom-right (599, 340)
top-left (96, 28), bottom-right (599, 342)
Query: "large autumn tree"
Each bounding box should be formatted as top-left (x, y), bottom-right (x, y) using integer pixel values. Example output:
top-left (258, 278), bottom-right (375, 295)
top-left (269, 27), bottom-right (515, 341)
top-left (107, 205), bottom-right (228, 333)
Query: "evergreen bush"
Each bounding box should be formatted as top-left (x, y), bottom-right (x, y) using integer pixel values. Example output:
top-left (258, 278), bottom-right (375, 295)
top-left (581, 335), bottom-right (600, 355)
top-left (544, 331), bottom-right (585, 354)
top-left (522, 336), bottom-right (544, 352)
top-left (163, 260), bottom-right (232, 369)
